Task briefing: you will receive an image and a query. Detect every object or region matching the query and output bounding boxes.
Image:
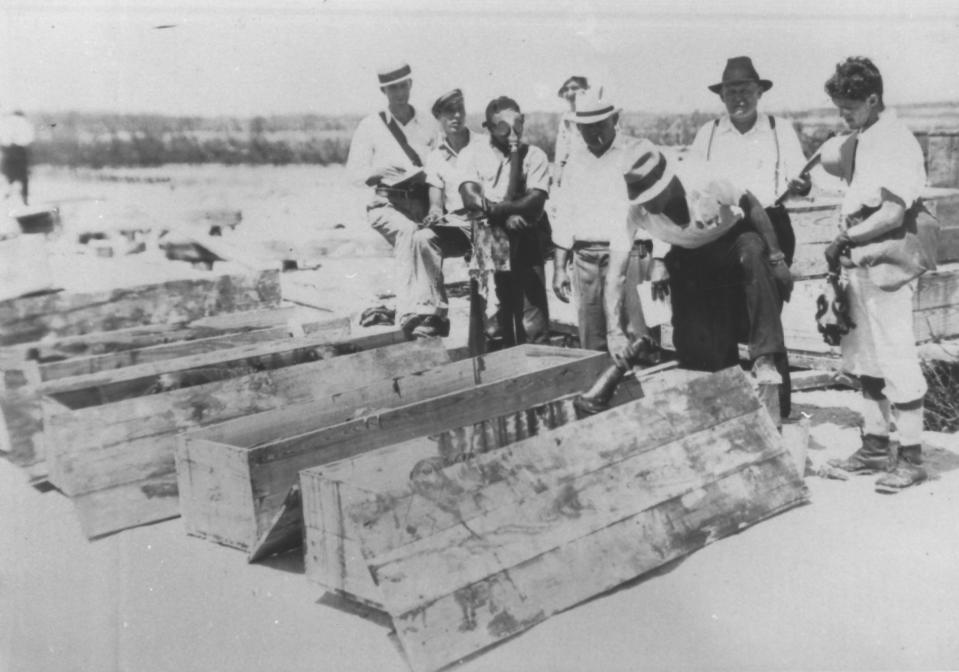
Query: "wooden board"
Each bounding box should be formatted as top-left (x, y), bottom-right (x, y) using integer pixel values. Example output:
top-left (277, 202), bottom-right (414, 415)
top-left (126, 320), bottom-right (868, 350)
top-left (176, 346), bottom-right (610, 558)
top-left (0, 268), bottom-right (281, 346)
top-left (0, 312), bottom-right (344, 479)
top-left (301, 376), bottom-right (648, 602)
top-left (306, 367), bottom-right (807, 672)
top-left (41, 337), bottom-right (449, 539)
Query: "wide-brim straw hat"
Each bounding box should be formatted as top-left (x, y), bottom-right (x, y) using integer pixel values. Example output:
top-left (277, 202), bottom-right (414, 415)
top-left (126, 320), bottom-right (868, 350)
top-left (818, 133), bottom-right (857, 180)
top-left (572, 90), bottom-right (621, 124)
top-left (624, 145), bottom-right (676, 205)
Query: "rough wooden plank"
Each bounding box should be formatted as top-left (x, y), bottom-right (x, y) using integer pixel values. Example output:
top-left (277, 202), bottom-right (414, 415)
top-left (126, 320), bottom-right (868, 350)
top-left (44, 338), bottom-right (449, 497)
top-left (36, 316), bottom-right (348, 381)
top-left (0, 269), bottom-right (281, 346)
top-left (322, 367), bottom-right (806, 672)
top-left (179, 347), bottom-right (609, 555)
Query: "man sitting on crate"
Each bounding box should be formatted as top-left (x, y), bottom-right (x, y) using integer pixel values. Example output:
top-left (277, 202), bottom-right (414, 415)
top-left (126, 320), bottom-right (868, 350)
top-left (345, 61), bottom-right (448, 338)
top-left (455, 96), bottom-right (552, 349)
top-left (616, 144), bottom-right (793, 386)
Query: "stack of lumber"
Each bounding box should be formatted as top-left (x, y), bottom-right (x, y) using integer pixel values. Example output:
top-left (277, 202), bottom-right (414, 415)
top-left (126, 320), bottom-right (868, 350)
top-left (176, 345), bottom-right (618, 561)
top-left (298, 366), bottom-right (808, 672)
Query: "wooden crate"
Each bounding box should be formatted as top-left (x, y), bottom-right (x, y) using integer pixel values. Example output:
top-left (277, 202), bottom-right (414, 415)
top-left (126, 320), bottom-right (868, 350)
top-left (39, 331), bottom-right (447, 539)
top-left (300, 367), bottom-right (807, 672)
top-left (0, 305), bottom-right (323, 482)
top-left (176, 345), bottom-right (612, 560)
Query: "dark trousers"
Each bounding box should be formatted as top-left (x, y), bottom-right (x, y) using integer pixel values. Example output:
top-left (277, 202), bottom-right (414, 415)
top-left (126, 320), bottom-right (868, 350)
top-left (766, 204), bottom-right (795, 266)
top-left (666, 221), bottom-right (786, 369)
top-left (490, 215), bottom-right (550, 346)
top-left (1, 145), bottom-right (29, 204)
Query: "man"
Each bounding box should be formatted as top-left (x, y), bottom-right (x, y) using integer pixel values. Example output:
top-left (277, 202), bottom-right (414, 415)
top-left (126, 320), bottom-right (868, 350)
top-left (553, 75), bottom-right (590, 187)
top-left (690, 56), bottom-right (811, 264)
top-left (550, 90), bottom-right (653, 357)
top-left (0, 110), bottom-right (34, 205)
top-left (620, 145), bottom-right (793, 385)
top-left (690, 56), bottom-right (811, 415)
top-left (345, 61), bottom-right (444, 338)
top-left (822, 57), bottom-right (929, 493)
top-left (456, 96), bottom-right (551, 346)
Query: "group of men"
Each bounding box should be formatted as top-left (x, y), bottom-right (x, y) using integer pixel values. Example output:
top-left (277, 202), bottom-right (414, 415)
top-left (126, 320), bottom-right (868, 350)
top-left (346, 55), bottom-right (931, 493)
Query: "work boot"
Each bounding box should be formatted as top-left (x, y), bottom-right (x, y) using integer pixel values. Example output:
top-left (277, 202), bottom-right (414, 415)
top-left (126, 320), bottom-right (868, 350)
top-left (875, 445), bottom-right (926, 494)
top-left (828, 433), bottom-right (893, 474)
top-left (410, 315), bottom-right (450, 339)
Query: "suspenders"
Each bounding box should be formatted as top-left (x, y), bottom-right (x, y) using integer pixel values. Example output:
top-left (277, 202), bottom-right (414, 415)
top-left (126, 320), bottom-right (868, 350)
top-left (706, 115), bottom-right (781, 197)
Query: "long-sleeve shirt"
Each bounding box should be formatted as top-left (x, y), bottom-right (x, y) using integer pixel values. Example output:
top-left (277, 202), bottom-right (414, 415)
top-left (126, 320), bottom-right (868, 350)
top-left (689, 114), bottom-right (806, 207)
top-left (551, 133), bottom-right (654, 252)
top-left (344, 108), bottom-right (437, 194)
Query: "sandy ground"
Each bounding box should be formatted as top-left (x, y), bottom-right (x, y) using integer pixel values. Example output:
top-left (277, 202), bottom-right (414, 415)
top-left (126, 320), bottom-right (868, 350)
top-left (3, 166), bottom-right (959, 671)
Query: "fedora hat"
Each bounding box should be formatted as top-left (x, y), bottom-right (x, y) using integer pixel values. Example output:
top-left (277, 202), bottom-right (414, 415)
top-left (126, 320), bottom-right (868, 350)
top-left (623, 145), bottom-right (675, 205)
top-left (572, 90), bottom-right (621, 124)
top-left (708, 56), bottom-right (773, 94)
top-left (377, 61), bottom-right (412, 87)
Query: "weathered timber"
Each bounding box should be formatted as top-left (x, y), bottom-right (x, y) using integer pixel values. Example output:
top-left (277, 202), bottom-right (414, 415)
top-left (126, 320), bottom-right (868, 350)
top-left (0, 312), bottom-right (344, 478)
top-left (41, 337), bottom-right (450, 539)
top-left (301, 367), bottom-right (807, 672)
top-left (301, 374), bottom-right (648, 601)
top-left (176, 346), bottom-right (611, 558)
top-left (0, 268), bottom-right (281, 346)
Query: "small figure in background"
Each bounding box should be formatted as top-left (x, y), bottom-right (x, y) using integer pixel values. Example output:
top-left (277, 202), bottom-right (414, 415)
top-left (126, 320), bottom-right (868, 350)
top-left (0, 109), bottom-right (35, 206)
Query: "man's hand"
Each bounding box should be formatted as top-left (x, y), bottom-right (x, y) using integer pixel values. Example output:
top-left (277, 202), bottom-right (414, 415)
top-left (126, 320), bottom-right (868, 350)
top-left (770, 260), bottom-right (794, 302)
top-left (607, 331), bottom-right (632, 370)
top-left (824, 232), bottom-right (852, 273)
top-left (787, 175), bottom-right (812, 198)
top-left (422, 208), bottom-right (444, 228)
top-left (649, 258), bottom-right (670, 301)
top-left (552, 264), bottom-right (571, 303)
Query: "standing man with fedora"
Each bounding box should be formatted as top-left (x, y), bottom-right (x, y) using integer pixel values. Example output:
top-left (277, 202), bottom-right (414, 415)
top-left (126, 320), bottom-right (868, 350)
top-left (346, 61), bottom-right (446, 338)
top-left (690, 56), bottom-right (811, 415)
top-left (550, 90), bottom-right (655, 361)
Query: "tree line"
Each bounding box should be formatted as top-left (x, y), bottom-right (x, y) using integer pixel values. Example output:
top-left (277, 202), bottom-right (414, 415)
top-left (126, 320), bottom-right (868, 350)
top-left (26, 107), bottom-right (900, 169)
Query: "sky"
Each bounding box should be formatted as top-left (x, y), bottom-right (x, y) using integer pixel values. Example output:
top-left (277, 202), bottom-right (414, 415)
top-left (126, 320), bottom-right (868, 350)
top-left (1, 0), bottom-right (958, 118)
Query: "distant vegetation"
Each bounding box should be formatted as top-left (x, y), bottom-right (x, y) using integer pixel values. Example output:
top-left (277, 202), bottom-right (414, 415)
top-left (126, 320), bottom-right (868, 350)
top-left (27, 101), bottom-right (959, 169)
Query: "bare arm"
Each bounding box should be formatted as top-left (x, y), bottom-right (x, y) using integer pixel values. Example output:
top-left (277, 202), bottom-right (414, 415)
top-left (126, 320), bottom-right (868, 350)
top-left (489, 188), bottom-right (548, 221)
top-left (845, 189), bottom-right (907, 243)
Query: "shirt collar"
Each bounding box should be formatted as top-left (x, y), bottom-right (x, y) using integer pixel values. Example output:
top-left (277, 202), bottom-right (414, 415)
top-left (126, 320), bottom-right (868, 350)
top-left (438, 129), bottom-right (471, 157)
top-left (383, 106), bottom-right (418, 126)
top-left (717, 113), bottom-right (770, 136)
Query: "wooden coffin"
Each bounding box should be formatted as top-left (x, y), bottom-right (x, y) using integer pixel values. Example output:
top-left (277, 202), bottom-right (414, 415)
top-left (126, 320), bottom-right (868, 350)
top-left (0, 306), bottom-right (325, 482)
top-left (175, 345), bottom-right (612, 561)
top-left (300, 367), bottom-right (808, 672)
top-left (39, 331), bottom-right (447, 539)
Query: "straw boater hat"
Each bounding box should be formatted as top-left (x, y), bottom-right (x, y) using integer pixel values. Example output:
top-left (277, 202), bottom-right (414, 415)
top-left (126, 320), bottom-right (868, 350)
top-left (572, 90), bottom-right (621, 124)
top-left (708, 56), bottom-right (773, 94)
top-left (623, 145), bottom-right (676, 205)
top-left (377, 61), bottom-right (413, 87)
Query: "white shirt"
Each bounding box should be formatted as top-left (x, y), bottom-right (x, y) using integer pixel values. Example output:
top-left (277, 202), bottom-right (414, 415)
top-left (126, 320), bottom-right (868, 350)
top-left (424, 130), bottom-right (483, 218)
top-left (628, 159), bottom-right (746, 251)
top-left (841, 110), bottom-right (926, 218)
top-left (456, 138), bottom-right (551, 204)
top-left (345, 108), bottom-right (437, 192)
top-left (689, 114), bottom-right (806, 207)
top-left (0, 114), bottom-right (34, 147)
top-left (552, 133), bottom-right (654, 252)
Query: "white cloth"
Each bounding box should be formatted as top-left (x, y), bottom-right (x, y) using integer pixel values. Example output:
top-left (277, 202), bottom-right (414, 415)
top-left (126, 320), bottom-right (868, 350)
top-left (628, 159), bottom-right (745, 254)
top-left (840, 109), bottom-right (925, 218)
top-left (552, 133), bottom-right (653, 252)
top-left (0, 114), bottom-right (34, 147)
top-left (424, 130), bottom-right (483, 228)
top-left (689, 114), bottom-right (807, 207)
top-left (456, 138), bottom-right (551, 204)
top-left (841, 267), bottom-right (927, 404)
top-left (345, 108), bottom-right (437, 192)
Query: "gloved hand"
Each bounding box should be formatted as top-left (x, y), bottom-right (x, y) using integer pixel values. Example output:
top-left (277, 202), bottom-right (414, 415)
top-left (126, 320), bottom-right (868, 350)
top-left (422, 208), bottom-right (444, 228)
top-left (459, 181), bottom-right (489, 216)
top-left (824, 232), bottom-right (852, 272)
top-left (649, 259), bottom-right (670, 301)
